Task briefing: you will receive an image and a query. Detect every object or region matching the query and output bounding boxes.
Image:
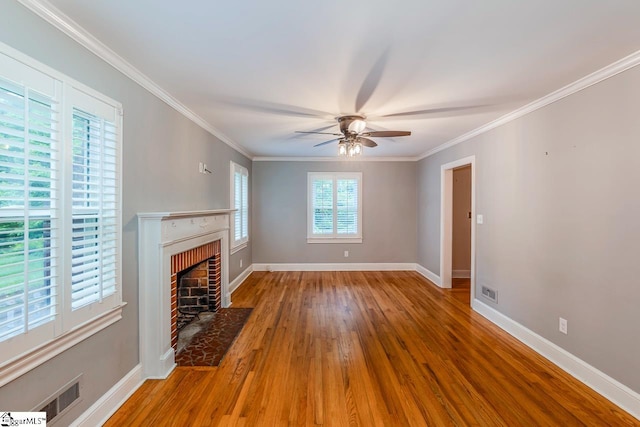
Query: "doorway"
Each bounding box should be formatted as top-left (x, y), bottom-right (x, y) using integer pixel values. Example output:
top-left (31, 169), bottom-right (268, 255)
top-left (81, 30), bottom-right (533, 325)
top-left (440, 156), bottom-right (475, 306)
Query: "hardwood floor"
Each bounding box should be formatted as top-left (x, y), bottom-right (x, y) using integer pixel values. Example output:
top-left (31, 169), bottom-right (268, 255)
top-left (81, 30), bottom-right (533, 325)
top-left (451, 277), bottom-right (471, 305)
top-left (106, 271), bottom-right (638, 426)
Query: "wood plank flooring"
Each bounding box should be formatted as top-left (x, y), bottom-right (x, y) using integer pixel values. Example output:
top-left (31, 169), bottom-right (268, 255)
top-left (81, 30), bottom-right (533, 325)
top-left (106, 271), bottom-right (638, 426)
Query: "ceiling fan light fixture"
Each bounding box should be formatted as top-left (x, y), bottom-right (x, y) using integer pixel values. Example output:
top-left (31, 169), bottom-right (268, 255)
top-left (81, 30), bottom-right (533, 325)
top-left (341, 140), bottom-right (362, 157)
top-left (301, 114), bottom-right (409, 157)
top-left (338, 141), bottom-right (347, 156)
top-left (348, 119), bottom-right (367, 134)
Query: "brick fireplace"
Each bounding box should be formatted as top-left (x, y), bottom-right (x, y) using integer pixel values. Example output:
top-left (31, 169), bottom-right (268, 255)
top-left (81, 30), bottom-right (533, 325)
top-left (171, 240), bottom-right (221, 349)
top-left (138, 210), bottom-right (233, 379)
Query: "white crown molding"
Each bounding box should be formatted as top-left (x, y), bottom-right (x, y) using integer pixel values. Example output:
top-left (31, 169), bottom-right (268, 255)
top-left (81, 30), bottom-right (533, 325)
top-left (252, 156), bottom-right (418, 162)
top-left (417, 49), bottom-right (640, 161)
top-left (473, 300), bottom-right (640, 421)
top-left (16, 0), bottom-right (253, 160)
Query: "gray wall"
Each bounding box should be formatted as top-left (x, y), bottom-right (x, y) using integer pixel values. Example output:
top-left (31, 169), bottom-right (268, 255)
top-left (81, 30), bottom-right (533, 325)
top-left (0, 1), bottom-right (251, 422)
top-left (417, 65), bottom-right (640, 393)
top-left (252, 161), bottom-right (417, 264)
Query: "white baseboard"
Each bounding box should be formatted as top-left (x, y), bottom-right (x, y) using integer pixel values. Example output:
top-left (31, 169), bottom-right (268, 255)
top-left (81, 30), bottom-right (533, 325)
top-left (229, 265), bottom-right (253, 295)
top-left (473, 299), bottom-right (640, 420)
top-left (452, 269), bottom-right (470, 278)
top-left (251, 263), bottom-right (416, 272)
top-left (415, 263), bottom-right (442, 287)
top-left (70, 364), bottom-right (143, 427)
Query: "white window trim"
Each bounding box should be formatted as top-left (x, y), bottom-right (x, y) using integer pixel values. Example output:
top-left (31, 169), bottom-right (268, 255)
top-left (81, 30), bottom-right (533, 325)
top-left (0, 42), bottom-right (124, 383)
top-left (229, 161), bottom-right (249, 254)
top-left (0, 304), bottom-right (124, 388)
top-left (307, 172), bottom-right (363, 244)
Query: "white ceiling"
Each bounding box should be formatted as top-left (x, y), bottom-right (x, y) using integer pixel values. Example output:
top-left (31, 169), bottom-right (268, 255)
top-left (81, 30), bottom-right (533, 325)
top-left (42, 0), bottom-right (640, 159)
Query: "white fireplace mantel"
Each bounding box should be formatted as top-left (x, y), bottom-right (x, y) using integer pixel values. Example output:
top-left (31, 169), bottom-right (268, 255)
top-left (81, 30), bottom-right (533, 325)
top-left (138, 209), bottom-right (234, 379)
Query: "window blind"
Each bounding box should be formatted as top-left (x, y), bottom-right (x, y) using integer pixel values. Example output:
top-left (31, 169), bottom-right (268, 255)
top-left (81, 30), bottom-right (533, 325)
top-left (231, 162), bottom-right (249, 248)
top-left (0, 76), bottom-right (59, 342)
top-left (308, 172), bottom-right (362, 241)
top-left (312, 178), bottom-right (333, 234)
top-left (0, 44), bottom-right (123, 375)
top-left (241, 172), bottom-right (248, 239)
top-left (234, 170), bottom-right (242, 241)
top-left (70, 108), bottom-right (117, 310)
top-left (336, 178), bottom-right (358, 234)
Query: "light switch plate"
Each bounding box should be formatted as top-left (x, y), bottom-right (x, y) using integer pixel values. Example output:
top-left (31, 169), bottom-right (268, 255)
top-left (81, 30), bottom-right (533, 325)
top-left (477, 214), bottom-right (484, 224)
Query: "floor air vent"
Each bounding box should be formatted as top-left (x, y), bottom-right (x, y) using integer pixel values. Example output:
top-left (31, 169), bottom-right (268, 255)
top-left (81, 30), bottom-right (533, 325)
top-left (37, 376), bottom-right (81, 424)
top-left (481, 285), bottom-right (498, 303)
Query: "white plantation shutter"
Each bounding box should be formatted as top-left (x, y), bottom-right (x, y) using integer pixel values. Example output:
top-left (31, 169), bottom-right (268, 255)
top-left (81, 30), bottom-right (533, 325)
top-left (336, 178), bottom-right (358, 234)
top-left (241, 172), bottom-right (248, 239)
top-left (70, 107), bottom-right (118, 310)
top-left (308, 172), bottom-right (362, 242)
top-left (234, 170), bottom-right (242, 241)
top-left (0, 73), bottom-right (59, 348)
top-left (0, 47), bottom-right (122, 370)
top-left (312, 177), bottom-right (333, 234)
top-left (230, 162), bottom-right (249, 249)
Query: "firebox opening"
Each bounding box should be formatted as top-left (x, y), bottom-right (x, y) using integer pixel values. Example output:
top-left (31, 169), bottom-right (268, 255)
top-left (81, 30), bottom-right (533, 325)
top-left (177, 260), bottom-right (210, 330)
top-left (171, 239), bottom-right (222, 351)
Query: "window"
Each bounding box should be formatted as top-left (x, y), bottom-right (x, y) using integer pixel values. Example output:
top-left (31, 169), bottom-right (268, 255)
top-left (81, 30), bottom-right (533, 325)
top-left (307, 172), bottom-right (362, 243)
top-left (230, 161), bottom-right (248, 252)
top-left (0, 45), bottom-right (122, 375)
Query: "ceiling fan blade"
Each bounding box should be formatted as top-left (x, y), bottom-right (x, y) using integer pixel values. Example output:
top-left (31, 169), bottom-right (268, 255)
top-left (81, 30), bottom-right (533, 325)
top-left (218, 96), bottom-right (331, 118)
top-left (313, 138), bottom-right (341, 147)
top-left (361, 130), bottom-right (411, 138)
top-left (355, 48), bottom-right (389, 113)
top-left (306, 124), bottom-right (338, 133)
top-left (356, 137), bottom-right (377, 148)
top-left (381, 105), bottom-right (488, 118)
top-left (296, 131), bottom-right (343, 136)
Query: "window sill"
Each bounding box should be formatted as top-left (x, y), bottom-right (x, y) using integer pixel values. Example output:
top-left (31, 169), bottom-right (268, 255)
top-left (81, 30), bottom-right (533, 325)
top-left (307, 237), bottom-right (363, 244)
top-left (230, 241), bottom-right (248, 254)
top-left (0, 302), bottom-right (126, 388)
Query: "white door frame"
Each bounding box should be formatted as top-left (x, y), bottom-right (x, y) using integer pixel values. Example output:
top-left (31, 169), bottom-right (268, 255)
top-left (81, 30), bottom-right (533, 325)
top-left (440, 156), bottom-right (476, 304)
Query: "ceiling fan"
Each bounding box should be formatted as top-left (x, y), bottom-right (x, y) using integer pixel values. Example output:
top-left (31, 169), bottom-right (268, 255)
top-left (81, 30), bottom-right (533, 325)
top-left (296, 115), bottom-right (411, 156)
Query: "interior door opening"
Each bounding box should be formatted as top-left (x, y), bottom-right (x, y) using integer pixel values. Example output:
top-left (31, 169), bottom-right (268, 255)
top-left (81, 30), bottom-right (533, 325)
top-left (440, 156), bottom-right (476, 306)
top-left (451, 165), bottom-right (472, 304)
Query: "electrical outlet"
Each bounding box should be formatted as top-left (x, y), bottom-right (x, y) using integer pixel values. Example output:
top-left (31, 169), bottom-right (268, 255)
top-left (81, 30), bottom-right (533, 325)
top-left (198, 162), bottom-right (204, 173)
top-left (240, 259), bottom-right (243, 268)
top-left (559, 317), bottom-right (568, 334)
top-left (344, 250), bottom-right (349, 258)
top-left (476, 214), bottom-right (484, 224)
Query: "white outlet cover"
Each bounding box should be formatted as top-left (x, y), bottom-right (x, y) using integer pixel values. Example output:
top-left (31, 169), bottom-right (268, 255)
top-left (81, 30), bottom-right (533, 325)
top-left (559, 317), bottom-right (568, 334)
top-left (344, 250), bottom-right (349, 257)
top-left (476, 214), bottom-right (484, 224)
